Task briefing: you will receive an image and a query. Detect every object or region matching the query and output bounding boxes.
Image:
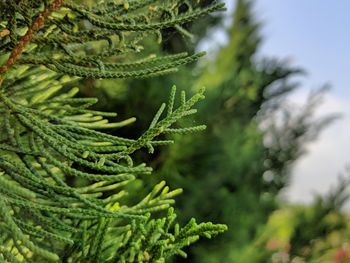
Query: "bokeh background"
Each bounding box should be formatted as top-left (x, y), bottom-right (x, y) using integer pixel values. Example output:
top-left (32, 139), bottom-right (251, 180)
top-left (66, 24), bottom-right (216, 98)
top-left (213, 0), bottom-right (350, 209)
top-left (80, 0), bottom-right (350, 262)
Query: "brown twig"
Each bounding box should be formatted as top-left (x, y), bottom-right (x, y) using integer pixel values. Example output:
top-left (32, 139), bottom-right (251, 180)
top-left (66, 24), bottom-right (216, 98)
top-left (0, 0), bottom-right (64, 77)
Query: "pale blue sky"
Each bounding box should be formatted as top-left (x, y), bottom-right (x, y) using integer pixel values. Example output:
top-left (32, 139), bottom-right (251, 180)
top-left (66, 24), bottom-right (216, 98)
top-left (252, 0), bottom-right (350, 204)
top-left (206, 1), bottom-right (350, 205)
top-left (255, 0), bottom-right (350, 98)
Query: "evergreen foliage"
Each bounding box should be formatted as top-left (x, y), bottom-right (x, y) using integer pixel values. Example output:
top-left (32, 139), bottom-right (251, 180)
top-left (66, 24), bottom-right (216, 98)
top-left (0, 0), bottom-right (226, 262)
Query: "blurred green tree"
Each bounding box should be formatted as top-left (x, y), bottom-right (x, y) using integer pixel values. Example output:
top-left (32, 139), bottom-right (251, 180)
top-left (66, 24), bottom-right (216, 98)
top-left (163, 1), bottom-right (334, 262)
top-left (88, 0), bottom-right (337, 262)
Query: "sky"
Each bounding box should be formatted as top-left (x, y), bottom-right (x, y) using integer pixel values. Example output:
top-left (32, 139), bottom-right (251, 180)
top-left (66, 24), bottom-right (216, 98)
top-left (206, 0), bottom-right (350, 206)
top-left (254, 0), bottom-right (350, 206)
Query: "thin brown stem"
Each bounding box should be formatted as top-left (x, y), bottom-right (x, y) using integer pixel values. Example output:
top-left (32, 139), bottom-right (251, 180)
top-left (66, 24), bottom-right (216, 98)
top-left (0, 0), bottom-right (64, 77)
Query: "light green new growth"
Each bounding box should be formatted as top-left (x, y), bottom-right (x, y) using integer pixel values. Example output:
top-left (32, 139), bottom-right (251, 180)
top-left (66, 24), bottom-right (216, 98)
top-left (0, 0), bottom-right (226, 262)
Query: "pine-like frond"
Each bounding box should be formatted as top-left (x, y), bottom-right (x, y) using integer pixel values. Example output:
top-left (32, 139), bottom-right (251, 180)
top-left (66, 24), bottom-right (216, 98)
top-left (0, 1), bottom-right (226, 261)
top-left (1, 0), bottom-right (225, 79)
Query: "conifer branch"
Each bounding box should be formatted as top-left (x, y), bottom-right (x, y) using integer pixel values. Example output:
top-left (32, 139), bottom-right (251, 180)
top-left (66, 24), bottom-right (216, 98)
top-left (0, 1), bottom-right (227, 261)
